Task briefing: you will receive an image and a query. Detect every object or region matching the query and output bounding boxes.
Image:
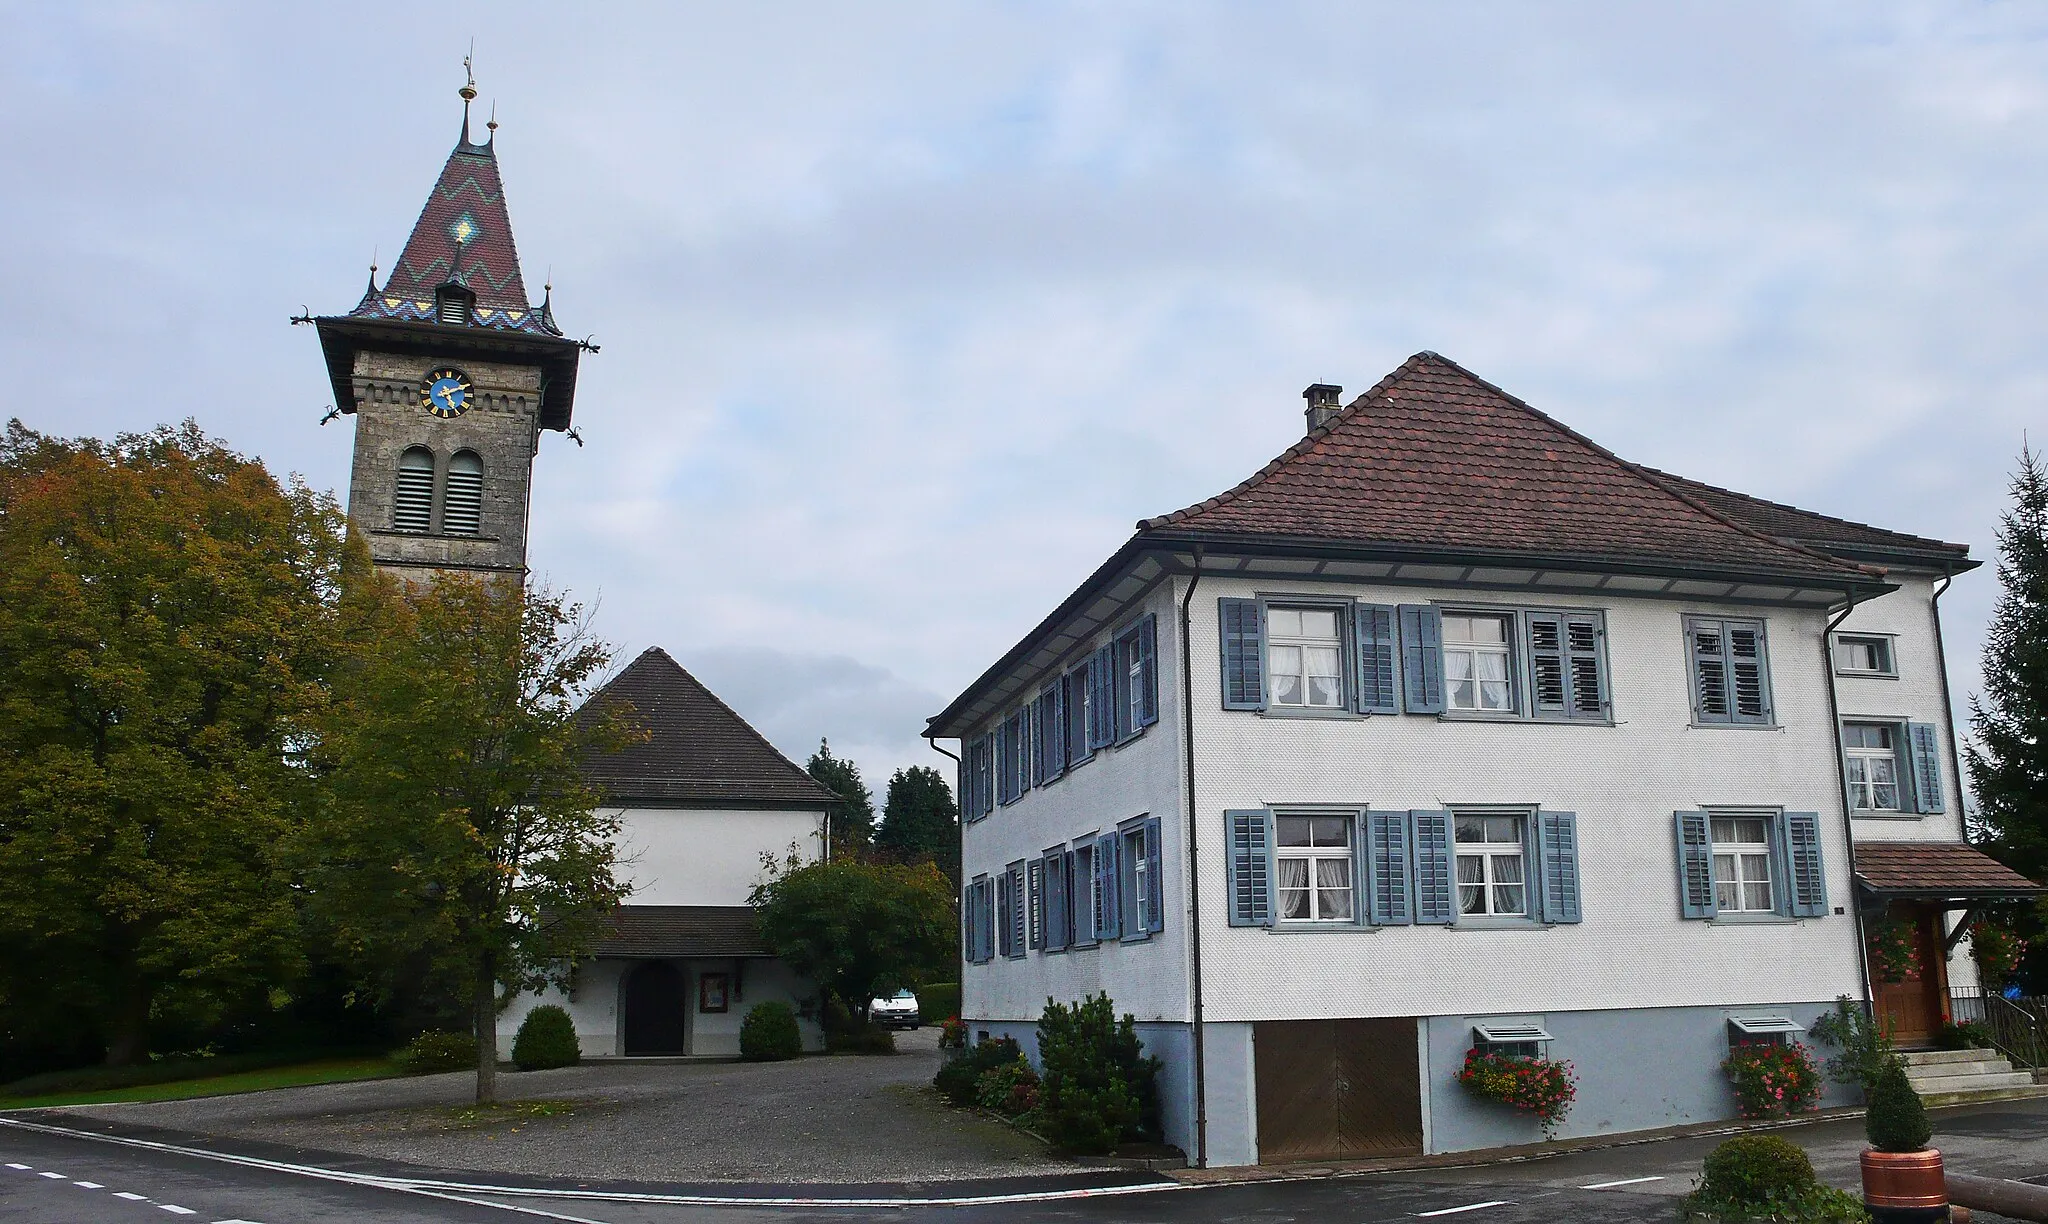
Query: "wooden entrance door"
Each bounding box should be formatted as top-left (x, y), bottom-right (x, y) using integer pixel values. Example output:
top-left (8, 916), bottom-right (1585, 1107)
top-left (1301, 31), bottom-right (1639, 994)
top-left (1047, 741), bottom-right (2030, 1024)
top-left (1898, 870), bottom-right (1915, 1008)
top-left (621, 961), bottom-right (687, 1054)
top-left (1254, 1018), bottom-right (1422, 1162)
top-left (1873, 905), bottom-right (1950, 1048)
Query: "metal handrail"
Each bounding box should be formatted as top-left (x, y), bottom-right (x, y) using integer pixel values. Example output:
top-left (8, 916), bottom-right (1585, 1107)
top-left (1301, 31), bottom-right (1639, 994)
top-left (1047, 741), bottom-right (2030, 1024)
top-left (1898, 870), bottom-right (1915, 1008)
top-left (1957, 989), bottom-right (2047, 1071)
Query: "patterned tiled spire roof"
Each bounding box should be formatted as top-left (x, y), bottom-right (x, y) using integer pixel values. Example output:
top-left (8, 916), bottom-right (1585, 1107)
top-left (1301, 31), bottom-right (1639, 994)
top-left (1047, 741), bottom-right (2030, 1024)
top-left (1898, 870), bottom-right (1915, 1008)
top-left (348, 122), bottom-right (559, 336)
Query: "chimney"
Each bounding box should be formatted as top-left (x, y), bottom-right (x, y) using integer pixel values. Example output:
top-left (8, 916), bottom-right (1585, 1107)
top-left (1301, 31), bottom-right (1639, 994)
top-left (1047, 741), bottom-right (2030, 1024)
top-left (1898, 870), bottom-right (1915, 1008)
top-left (1303, 383), bottom-right (1343, 433)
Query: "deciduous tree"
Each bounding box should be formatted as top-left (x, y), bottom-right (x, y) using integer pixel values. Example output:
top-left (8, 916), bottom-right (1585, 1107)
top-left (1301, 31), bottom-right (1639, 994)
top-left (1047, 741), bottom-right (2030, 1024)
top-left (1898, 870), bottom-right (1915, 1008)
top-left (0, 421), bottom-right (351, 1065)
top-left (749, 856), bottom-right (953, 1023)
top-left (302, 576), bottom-right (635, 1102)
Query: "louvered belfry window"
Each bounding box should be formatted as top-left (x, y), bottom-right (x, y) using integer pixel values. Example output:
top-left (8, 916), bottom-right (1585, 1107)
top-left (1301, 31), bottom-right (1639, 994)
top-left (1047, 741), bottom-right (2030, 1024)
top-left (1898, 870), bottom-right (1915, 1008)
top-left (394, 447), bottom-right (435, 531)
top-left (442, 451), bottom-right (484, 535)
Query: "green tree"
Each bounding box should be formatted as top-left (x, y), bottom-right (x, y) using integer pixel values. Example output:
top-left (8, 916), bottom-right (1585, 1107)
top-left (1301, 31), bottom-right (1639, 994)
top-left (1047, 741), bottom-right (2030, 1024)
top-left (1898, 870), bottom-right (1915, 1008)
top-left (0, 421), bottom-right (352, 1065)
top-left (749, 856), bottom-right (954, 1023)
top-left (876, 765), bottom-right (959, 882)
top-left (300, 575), bottom-right (636, 1103)
top-left (1968, 445), bottom-right (2048, 884)
top-left (807, 738), bottom-right (875, 859)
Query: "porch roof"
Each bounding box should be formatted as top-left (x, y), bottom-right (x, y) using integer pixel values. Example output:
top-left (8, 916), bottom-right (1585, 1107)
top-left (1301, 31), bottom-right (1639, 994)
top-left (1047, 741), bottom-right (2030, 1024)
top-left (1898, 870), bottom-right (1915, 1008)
top-left (592, 905), bottom-right (771, 959)
top-left (1854, 841), bottom-right (2044, 902)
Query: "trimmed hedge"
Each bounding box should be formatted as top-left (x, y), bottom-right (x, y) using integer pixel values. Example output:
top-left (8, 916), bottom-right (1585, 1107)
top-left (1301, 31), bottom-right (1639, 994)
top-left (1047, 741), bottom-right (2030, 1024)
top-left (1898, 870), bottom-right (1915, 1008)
top-left (511, 1006), bottom-right (580, 1071)
top-left (826, 1024), bottom-right (896, 1055)
top-left (740, 1001), bottom-right (803, 1062)
top-left (920, 982), bottom-right (960, 1024)
top-left (395, 1030), bottom-right (476, 1074)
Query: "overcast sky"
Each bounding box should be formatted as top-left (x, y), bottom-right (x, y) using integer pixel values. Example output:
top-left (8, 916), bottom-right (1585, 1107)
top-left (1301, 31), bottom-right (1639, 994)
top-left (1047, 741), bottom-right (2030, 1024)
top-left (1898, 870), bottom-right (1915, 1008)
top-left (4, 2), bottom-right (2043, 802)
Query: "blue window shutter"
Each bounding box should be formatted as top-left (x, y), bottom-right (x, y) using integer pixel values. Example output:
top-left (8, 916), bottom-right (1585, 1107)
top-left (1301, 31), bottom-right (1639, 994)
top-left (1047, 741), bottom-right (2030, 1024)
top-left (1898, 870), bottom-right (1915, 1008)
top-left (1046, 685), bottom-right (1067, 777)
top-left (1526, 613), bottom-right (1569, 716)
top-left (1367, 809), bottom-right (1412, 925)
top-left (1144, 817), bottom-right (1165, 933)
top-left (1907, 723), bottom-right (1945, 814)
top-left (1535, 810), bottom-right (1582, 924)
top-left (995, 720), bottom-right (1012, 806)
top-left (1043, 851), bottom-right (1069, 952)
top-left (980, 880), bottom-right (995, 962)
top-left (1399, 605), bottom-right (1446, 714)
top-left (1728, 623), bottom-right (1772, 724)
top-left (996, 872), bottom-right (1012, 958)
top-left (1354, 603), bottom-right (1400, 715)
top-left (1112, 631), bottom-right (1134, 742)
top-left (1027, 859), bottom-right (1045, 950)
top-left (1065, 668), bottom-right (1092, 765)
top-left (1782, 812), bottom-right (1827, 918)
top-left (1674, 810), bottom-right (1717, 919)
top-left (1226, 809), bottom-right (1274, 926)
top-left (1096, 831), bottom-right (1121, 940)
top-left (1009, 864), bottom-right (1027, 957)
top-left (1219, 598), bottom-right (1267, 710)
top-left (1030, 697), bottom-right (1045, 788)
top-left (1410, 810), bottom-right (1454, 923)
top-left (1138, 615), bottom-right (1160, 727)
top-left (961, 885), bottom-right (973, 961)
top-left (1089, 644), bottom-right (1116, 748)
top-left (1565, 615), bottom-right (1608, 719)
top-left (1015, 709), bottom-right (1031, 796)
top-left (1688, 620), bottom-right (1731, 723)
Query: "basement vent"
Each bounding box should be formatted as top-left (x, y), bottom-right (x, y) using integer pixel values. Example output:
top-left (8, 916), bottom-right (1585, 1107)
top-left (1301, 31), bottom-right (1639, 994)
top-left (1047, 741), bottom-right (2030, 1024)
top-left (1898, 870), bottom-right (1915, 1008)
top-left (442, 452), bottom-right (483, 535)
top-left (1727, 1015), bottom-right (1804, 1036)
top-left (1473, 1023), bottom-right (1553, 1044)
top-left (393, 447), bottom-right (435, 532)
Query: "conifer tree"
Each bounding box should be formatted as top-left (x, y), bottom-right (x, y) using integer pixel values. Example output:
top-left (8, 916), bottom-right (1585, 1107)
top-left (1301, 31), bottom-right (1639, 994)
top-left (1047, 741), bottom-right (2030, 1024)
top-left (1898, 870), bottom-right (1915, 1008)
top-left (807, 738), bottom-right (875, 858)
top-left (876, 766), bottom-right (961, 883)
top-left (1968, 444), bottom-right (2048, 884)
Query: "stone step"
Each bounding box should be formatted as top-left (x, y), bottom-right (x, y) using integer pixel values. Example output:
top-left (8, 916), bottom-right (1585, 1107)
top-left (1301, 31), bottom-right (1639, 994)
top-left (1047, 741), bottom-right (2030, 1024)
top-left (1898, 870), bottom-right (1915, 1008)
top-left (1908, 1071), bottom-right (2037, 1095)
top-left (1919, 1082), bottom-right (2048, 1108)
top-left (1905, 1061), bottom-right (2016, 1082)
top-left (1902, 1048), bottom-right (2004, 1066)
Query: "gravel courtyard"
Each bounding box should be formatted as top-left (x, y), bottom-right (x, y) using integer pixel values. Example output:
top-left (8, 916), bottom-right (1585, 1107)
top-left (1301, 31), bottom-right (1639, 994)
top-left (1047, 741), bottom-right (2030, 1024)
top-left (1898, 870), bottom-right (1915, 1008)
top-left (62, 1028), bottom-right (1074, 1184)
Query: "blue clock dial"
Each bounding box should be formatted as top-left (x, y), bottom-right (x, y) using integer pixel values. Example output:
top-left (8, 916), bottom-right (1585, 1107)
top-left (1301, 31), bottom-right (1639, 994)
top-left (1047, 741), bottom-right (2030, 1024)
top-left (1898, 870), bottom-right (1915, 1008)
top-left (419, 367), bottom-right (473, 418)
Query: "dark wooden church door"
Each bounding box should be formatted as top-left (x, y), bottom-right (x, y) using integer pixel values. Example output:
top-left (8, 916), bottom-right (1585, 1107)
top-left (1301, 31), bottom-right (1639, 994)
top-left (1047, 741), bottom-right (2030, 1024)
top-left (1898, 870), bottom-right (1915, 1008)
top-left (622, 962), bottom-right (687, 1055)
top-left (1254, 1018), bottom-right (1423, 1162)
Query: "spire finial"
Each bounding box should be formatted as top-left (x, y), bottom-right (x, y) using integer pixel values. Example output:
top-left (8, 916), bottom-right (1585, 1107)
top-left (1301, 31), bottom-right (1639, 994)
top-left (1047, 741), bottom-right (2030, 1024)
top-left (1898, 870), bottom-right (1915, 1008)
top-left (365, 245), bottom-right (379, 294)
top-left (486, 100), bottom-right (498, 143)
top-left (459, 42), bottom-right (478, 143)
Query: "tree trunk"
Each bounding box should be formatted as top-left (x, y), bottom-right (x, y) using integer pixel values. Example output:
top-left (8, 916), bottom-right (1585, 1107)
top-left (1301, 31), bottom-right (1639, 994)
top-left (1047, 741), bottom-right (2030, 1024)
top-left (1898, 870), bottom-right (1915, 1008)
top-left (102, 964), bottom-right (152, 1067)
top-left (473, 959), bottom-right (498, 1105)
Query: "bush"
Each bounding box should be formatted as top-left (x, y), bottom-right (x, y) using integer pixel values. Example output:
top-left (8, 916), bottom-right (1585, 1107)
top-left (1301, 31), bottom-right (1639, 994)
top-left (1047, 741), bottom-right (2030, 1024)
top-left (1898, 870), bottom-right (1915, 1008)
top-left (739, 1002), bottom-right (804, 1062)
top-left (938, 1016), bottom-right (967, 1049)
top-left (934, 1035), bottom-right (1020, 1106)
top-left (1808, 996), bottom-right (1895, 1090)
top-left (395, 1030), bottom-right (476, 1074)
top-left (920, 983), bottom-right (960, 1025)
top-left (1934, 1021), bottom-right (1991, 1051)
top-left (1686, 1134), bottom-right (1867, 1222)
top-left (825, 1024), bottom-right (896, 1055)
top-left (1034, 993), bottom-right (1162, 1155)
top-left (1722, 1041), bottom-right (1824, 1119)
top-left (510, 1006), bottom-right (580, 1071)
top-left (974, 1055), bottom-right (1041, 1117)
top-left (1865, 1058), bottom-right (1931, 1153)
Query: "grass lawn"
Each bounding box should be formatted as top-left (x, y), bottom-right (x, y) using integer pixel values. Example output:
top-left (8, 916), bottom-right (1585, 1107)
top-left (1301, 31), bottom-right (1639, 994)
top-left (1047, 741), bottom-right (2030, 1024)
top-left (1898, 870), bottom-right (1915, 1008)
top-left (0, 1056), bottom-right (407, 1109)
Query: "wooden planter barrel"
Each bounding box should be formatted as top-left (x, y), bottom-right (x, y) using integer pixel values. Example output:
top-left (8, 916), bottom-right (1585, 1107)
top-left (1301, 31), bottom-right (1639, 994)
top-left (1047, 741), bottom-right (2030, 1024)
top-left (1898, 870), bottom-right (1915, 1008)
top-left (1861, 1148), bottom-right (1949, 1223)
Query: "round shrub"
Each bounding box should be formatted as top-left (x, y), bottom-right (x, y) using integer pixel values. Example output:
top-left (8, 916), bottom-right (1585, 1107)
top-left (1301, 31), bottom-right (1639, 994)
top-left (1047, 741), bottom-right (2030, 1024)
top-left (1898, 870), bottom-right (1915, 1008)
top-left (396, 1030), bottom-right (476, 1074)
top-left (1865, 1057), bottom-right (1932, 1152)
top-left (1699, 1134), bottom-right (1818, 1206)
top-left (740, 1001), bottom-right (803, 1062)
top-left (511, 1005), bottom-right (580, 1071)
top-left (934, 1035), bottom-right (1021, 1106)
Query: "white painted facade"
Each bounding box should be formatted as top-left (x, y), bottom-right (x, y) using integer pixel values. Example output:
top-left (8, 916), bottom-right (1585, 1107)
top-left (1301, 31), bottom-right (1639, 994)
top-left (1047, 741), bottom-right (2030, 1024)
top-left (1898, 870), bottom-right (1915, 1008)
top-left (612, 806), bottom-right (827, 905)
top-left (956, 559), bottom-right (1975, 1165)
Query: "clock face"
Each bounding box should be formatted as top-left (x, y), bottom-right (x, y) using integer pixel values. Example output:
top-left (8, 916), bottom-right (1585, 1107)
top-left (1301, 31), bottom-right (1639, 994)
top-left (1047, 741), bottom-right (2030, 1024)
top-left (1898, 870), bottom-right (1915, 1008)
top-left (420, 368), bottom-right (473, 418)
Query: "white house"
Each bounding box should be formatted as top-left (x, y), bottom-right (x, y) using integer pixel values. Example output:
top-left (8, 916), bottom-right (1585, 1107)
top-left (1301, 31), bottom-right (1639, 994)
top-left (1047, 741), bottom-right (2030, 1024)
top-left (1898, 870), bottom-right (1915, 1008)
top-left (928, 352), bottom-right (2041, 1167)
top-left (498, 647), bottom-right (840, 1058)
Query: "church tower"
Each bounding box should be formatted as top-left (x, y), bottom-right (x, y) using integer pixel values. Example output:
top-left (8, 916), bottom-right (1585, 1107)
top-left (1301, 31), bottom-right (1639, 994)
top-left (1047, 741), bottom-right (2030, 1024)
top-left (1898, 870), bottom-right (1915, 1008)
top-left (313, 69), bottom-right (581, 581)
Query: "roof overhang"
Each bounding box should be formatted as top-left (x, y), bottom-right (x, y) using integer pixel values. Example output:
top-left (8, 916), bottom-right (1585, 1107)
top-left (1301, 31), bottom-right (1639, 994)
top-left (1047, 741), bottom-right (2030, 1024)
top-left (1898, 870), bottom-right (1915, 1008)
top-left (924, 530), bottom-right (1893, 740)
top-left (312, 315), bottom-right (583, 432)
top-left (1790, 542), bottom-right (1980, 576)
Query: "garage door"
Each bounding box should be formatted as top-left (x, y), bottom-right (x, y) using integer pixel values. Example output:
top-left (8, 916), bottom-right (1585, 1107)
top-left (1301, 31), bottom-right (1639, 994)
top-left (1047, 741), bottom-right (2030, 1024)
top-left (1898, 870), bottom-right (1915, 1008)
top-left (1254, 1018), bottom-right (1422, 1162)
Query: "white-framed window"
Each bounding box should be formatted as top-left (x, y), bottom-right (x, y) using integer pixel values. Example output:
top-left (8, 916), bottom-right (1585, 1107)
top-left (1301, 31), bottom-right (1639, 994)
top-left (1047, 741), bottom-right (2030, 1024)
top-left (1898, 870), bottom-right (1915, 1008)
top-left (1275, 814), bottom-right (1354, 921)
top-left (1444, 612), bottom-right (1515, 712)
top-left (1711, 816), bottom-right (1775, 913)
top-left (1843, 723), bottom-right (1902, 811)
top-left (1267, 607), bottom-right (1345, 709)
top-left (1833, 634), bottom-right (1896, 677)
top-left (1455, 813), bottom-right (1528, 916)
top-left (1122, 824), bottom-right (1150, 932)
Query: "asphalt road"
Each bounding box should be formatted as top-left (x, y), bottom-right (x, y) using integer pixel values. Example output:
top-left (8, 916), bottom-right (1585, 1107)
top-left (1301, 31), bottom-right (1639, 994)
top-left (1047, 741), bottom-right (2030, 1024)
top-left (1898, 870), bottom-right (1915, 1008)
top-left (7, 1097), bottom-right (2047, 1223)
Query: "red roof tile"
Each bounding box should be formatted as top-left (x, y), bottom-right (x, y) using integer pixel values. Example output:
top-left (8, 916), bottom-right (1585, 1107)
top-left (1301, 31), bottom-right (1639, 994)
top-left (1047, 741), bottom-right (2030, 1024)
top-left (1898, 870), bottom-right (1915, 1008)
top-left (1141, 352), bottom-right (1877, 584)
top-left (594, 905), bottom-right (770, 958)
top-left (1639, 467), bottom-right (1971, 564)
top-left (1855, 841), bottom-right (2042, 896)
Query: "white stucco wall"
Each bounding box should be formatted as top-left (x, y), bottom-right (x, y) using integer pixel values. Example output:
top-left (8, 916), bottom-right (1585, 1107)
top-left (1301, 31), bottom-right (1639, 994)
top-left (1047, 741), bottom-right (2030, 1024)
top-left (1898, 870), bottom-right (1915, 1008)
top-left (498, 956), bottom-right (825, 1057)
top-left (611, 806), bottom-right (827, 905)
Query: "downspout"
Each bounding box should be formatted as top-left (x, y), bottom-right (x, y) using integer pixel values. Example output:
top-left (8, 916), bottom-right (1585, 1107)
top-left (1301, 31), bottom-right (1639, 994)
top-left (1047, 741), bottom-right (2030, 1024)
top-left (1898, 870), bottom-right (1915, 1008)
top-left (1178, 545), bottom-right (1209, 1169)
top-left (1927, 567), bottom-right (1972, 972)
top-left (1822, 588), bottom-right (1876, 1013)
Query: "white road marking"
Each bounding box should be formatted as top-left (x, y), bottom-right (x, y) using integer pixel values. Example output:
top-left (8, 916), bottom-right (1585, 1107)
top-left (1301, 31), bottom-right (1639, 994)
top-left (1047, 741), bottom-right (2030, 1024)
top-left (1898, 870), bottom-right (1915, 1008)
top-left (160, 1206), bottom-right (197, 1215)
top-left (1580, 1175), bottom-right (1665, 1189)
top-left (1417, 1203), bottom-right (1512, 1217)
top-left (38, 1170), bottom-right (66, 1178)
top-left (5, 1163), bottom-right (29, 1169)
top-left (75, 1179), bottom-right (105, 1188)
top-left (115, 1192), bottom-right (150, 1200)
top-left (211, 1219), bottom-right (268, 1223)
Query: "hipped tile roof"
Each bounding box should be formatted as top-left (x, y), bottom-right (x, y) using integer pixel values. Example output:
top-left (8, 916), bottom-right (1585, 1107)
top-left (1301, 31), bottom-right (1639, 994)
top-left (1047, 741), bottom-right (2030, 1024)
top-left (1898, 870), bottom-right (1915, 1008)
top-left (1855, 841), bottom-right (2043, 896)
top-left (1640, 467), bottom-right (1970, 564)
top-left (1141, 352), bottom-right (1879, 585)
top-left (579, 648), bottom-right (838, 808)
top-left (593, 905), bottom-right (770, 958)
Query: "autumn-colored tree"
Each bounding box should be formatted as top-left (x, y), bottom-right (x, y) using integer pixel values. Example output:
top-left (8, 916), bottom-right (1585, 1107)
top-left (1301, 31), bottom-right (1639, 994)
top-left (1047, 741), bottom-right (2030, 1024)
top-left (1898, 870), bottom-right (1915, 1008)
top-left (0, 420), bottom-right (354, 1065)
top-left (300, 575), bottom-right (636, 1102)
top-left (750, 856), bottom-right (955, 1023)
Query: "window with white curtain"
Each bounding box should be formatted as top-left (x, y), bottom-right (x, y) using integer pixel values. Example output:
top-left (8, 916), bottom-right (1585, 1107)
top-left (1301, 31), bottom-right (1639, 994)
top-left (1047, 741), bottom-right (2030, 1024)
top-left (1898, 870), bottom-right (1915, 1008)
top-left (1276, 814), bottom-right (1354, 921)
